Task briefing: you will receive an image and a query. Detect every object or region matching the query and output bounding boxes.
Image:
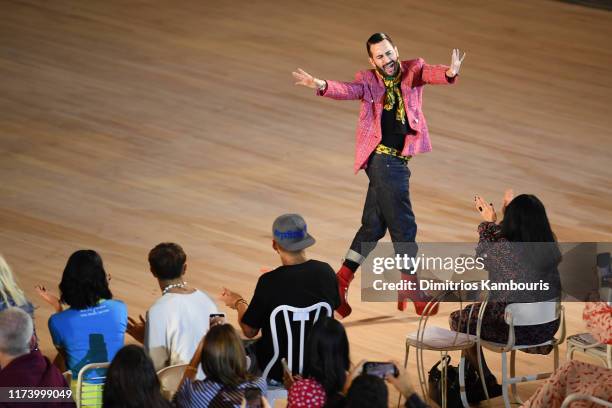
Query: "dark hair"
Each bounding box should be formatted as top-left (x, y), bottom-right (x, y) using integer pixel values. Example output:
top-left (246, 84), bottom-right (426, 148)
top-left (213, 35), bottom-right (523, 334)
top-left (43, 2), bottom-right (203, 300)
top-left (148, 242), bottom-right (186, 280)
top-left (303, 316), bottom-right (350, 398)
top-left (200, 324), bottom-right (250, 387)
top-left (366, 32), bottom-right (395, 57)
top-left (103, 345), bottom-right (170, 408)
top-left (59, 250), bottom-right (112, 310)
top-left (346, 374), bottom-right (388, 408)
top-left (501, 194), bottom-right (562, 270)
top-left (501, 194), bottom-right (555, 243)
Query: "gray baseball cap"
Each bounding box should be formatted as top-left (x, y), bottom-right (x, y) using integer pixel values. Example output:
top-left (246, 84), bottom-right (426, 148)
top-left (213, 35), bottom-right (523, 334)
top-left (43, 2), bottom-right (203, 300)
top-left (272, 214), bottom-right (315, 251)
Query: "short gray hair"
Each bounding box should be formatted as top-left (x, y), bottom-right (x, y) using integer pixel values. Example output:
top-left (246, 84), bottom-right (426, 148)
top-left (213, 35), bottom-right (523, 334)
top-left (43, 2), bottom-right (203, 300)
top-left (0, 308), bottom-right (33, 356)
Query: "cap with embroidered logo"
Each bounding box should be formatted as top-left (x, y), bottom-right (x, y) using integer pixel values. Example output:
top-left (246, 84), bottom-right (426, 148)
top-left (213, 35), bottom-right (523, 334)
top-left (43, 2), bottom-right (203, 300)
top-left (272, 214), bottom-right (315, 251)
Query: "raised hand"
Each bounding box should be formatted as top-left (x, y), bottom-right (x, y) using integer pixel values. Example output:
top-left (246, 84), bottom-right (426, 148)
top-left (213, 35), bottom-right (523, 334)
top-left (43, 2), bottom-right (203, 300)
top-left (292, 68), bottom-right (325, 90)
top-left (35, 285), bottom-right (62, 313)
top-left (502, 188), bottom-right (514, 214)
top-left (127, 314), bottom-right (146, 343)
top-left (447, 48), bottom-right (466, 77)
top-left (475, 194), bottom-right (497, 223)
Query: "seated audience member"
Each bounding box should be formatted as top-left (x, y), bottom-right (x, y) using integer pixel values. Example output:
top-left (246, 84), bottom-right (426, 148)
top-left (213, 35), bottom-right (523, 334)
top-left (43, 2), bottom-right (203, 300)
top-left (1, 254), bottom-right (38, 348)
top-left (345, 374), bottom-right (388, 408)
top-left (449, 191), bottom-right (562, 397)
top-left (103, 344), bottom-right (172, 408)
top-left (221, 214), bottom-right (340, 382)
top-left (175, 323), bottom-right (266, 408)
top-left (42, 250), bottom-right (127, 385)
top-left (522, 360), bottom-right (611, 407)
top-left (522, 300), bottom-right (612, 407)
top-left (126, 242), bottom-right (218, 374)
top-left (0, 308), bottom-right (75, 408)
top-left (286, 316), bottom-right (349, 408)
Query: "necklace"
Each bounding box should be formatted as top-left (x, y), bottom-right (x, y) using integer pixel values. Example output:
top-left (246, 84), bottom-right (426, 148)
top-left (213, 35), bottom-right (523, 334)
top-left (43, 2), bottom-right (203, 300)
top-left (162, 281), bottom-right (187, 295)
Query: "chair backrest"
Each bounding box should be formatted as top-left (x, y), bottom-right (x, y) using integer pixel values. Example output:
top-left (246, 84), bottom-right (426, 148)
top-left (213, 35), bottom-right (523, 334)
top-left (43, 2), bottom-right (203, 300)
top-left (157, 363), bottom-right (189, 401)
top-left (504, 300), bottom-right (560, 326)
top-left (76, 362), bottom-right (110, 408)
top-left (261, 302), bottom-right (332, 380)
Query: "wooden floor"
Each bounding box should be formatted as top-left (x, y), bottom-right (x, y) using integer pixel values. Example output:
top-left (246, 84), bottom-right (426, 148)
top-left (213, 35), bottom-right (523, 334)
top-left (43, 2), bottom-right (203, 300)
top-left (1, 0), bottom-right (611, 406)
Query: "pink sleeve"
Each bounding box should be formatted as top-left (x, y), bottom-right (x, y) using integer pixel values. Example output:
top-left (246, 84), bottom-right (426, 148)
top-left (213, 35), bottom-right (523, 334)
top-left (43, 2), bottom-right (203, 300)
top-left (583, 301), bottom-right (612, 344)
top-left (421, 61), bottom-right (457, 85)
top-left (316, 71), bottom-right (365, 100)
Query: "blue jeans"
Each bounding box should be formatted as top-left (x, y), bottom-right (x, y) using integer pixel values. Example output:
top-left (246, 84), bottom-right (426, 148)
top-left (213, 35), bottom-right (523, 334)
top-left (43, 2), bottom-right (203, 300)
top-left (348, 153), bottom-right (417, 263)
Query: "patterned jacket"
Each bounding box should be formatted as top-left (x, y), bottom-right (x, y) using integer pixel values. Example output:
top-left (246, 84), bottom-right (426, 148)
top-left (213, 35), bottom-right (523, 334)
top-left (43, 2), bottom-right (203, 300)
top-left (317, 58), bottom-right (456, 173)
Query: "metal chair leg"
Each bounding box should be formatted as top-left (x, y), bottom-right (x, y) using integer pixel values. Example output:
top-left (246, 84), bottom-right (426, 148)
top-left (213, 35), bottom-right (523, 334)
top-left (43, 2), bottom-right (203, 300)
top-left (501, 351), bottom-right (511, 408)
top-left (441, 352), bottom-right (448, 408)
top-left (458, 354), bottom-right (470, 408)
top-left (509, 350), bottom-right (523, 404)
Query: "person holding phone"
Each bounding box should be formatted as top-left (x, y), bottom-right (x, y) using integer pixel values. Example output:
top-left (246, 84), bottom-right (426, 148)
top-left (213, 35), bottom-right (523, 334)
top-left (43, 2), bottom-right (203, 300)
top-left (175, 324), bottom-right (266, 408)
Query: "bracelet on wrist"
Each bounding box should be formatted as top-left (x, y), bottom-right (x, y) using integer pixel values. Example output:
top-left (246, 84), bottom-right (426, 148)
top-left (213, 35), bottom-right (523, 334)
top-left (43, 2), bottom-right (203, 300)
top-left (234, 298), bottom-right (248, 309)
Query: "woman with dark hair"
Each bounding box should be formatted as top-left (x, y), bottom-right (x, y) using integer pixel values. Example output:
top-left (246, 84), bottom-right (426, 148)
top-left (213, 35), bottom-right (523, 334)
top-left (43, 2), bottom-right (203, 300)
top-left (103, 344), bottom-right (171, 408)
top-left (175, 323), bottom-right (266, 408)
top-left (38, 250), bottom-right (127, 397)
top-left (286, 316), bottom-right (351, 408)
top-left (449, 190), bottom-right (562, 399)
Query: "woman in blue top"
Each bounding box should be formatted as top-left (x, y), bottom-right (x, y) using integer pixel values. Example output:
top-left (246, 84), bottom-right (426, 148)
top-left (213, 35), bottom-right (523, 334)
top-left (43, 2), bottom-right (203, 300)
top-left (43, 250), bottom-right (127, 383)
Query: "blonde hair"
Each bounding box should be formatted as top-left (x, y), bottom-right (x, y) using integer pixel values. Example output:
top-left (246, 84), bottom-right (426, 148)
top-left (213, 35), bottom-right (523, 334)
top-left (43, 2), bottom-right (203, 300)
top-left (0, 255), bottom-right (28, 308)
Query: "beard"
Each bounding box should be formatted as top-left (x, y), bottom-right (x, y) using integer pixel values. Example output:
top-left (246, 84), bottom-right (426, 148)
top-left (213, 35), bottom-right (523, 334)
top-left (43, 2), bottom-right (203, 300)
top-left (376, 59), bottom-right (400, 78)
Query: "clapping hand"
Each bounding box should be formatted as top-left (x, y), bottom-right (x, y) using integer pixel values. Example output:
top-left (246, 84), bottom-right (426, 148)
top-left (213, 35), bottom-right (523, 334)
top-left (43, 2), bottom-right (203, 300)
top-left (35, 285), bottom-right (62, 313)
top-left (475, 194), bottom-right (497, 223)
top-left (502, 188), bottom-right (514, 214)
top-left (127, 314), bottom-right (146, 343)
top-left (447, 48), bottom-right (466, 77)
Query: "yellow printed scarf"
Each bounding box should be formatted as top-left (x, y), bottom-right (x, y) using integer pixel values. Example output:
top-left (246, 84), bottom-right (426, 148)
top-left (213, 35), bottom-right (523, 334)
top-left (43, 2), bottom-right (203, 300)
top-left (377, 68), bottom-right (406, 125)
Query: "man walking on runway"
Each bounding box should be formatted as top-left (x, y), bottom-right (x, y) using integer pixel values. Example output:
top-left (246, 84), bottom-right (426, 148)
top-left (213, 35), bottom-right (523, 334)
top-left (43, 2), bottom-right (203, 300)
top-left (293, 33), bottom-right (465, 318)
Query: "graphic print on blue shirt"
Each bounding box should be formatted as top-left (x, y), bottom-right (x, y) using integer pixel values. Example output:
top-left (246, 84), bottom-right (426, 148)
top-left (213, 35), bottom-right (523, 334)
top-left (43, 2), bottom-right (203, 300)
top-left (49, 299), bottom-right (127, 380)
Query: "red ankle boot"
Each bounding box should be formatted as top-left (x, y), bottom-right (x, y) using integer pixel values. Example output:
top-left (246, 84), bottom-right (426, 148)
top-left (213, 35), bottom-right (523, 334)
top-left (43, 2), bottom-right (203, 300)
top-left (336, 265), bottom-right (355, 318)
top-left (397, 274), bottom-right (439, 316)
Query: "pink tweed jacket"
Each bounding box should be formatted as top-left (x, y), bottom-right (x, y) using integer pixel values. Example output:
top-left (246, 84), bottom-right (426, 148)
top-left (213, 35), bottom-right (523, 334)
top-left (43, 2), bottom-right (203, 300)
top-left (317, 58), bottom-right (456, 173)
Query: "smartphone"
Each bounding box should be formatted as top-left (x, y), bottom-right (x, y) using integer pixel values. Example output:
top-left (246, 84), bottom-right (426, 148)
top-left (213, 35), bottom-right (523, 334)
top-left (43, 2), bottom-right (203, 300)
top-left (363, 361), bottom-right (399, 378)
top-left (244, 387), bottom-right (262, 408)
top-left (209, 313), bottom-right (225, 327)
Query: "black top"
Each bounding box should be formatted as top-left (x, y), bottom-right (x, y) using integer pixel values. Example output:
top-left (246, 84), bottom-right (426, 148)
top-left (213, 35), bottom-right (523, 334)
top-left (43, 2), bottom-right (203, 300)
top-left (380, 98), bottom-right (415, 151)
top-left (242, 259), bottom-right (340, 381)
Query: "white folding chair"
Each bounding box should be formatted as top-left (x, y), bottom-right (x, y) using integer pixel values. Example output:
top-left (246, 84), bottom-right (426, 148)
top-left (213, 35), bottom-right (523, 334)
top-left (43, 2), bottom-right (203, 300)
top-left (476, 298), bottom-right (566, 408)
top-left (262, 302), bottom-right (333, 406)
top-left (76, 362), bottom-right (110, 408)
top-left (561, 393), bottom-right (612, 408)
top-left (403, 289), bottom-right (482, 408)
top-left (157, 363), bottom-right (189, 401)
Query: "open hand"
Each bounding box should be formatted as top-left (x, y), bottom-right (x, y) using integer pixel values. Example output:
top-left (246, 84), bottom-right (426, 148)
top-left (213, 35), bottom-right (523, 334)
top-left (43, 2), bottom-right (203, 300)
top-left (502, 188), bottom-right (514, 214)
top-left (447, 48), bottom-right (466, 77)
top-left (475, 194), bottom-right (497, 223)
top-left (127, 314), bottom-right (146, 343)
top-left (292, 68), bottom-right (323, 89)
top-left (220, 287), bottom-right (244, 309)
top-left (35, 285), bottom-right (62, 313)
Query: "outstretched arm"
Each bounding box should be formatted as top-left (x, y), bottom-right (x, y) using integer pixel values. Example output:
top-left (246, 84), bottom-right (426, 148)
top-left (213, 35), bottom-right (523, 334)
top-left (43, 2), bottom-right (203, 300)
top-left (292, 68), bottom-right (364, 100)
top-left (421, 48), bottom-right (466, 85)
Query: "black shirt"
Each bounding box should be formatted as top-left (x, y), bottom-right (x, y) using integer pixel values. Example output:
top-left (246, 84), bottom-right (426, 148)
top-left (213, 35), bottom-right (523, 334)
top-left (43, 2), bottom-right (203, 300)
top-left (242, 259), bottom-right (340, 381)
top-left (381, 98), bottom-right (415, 151)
